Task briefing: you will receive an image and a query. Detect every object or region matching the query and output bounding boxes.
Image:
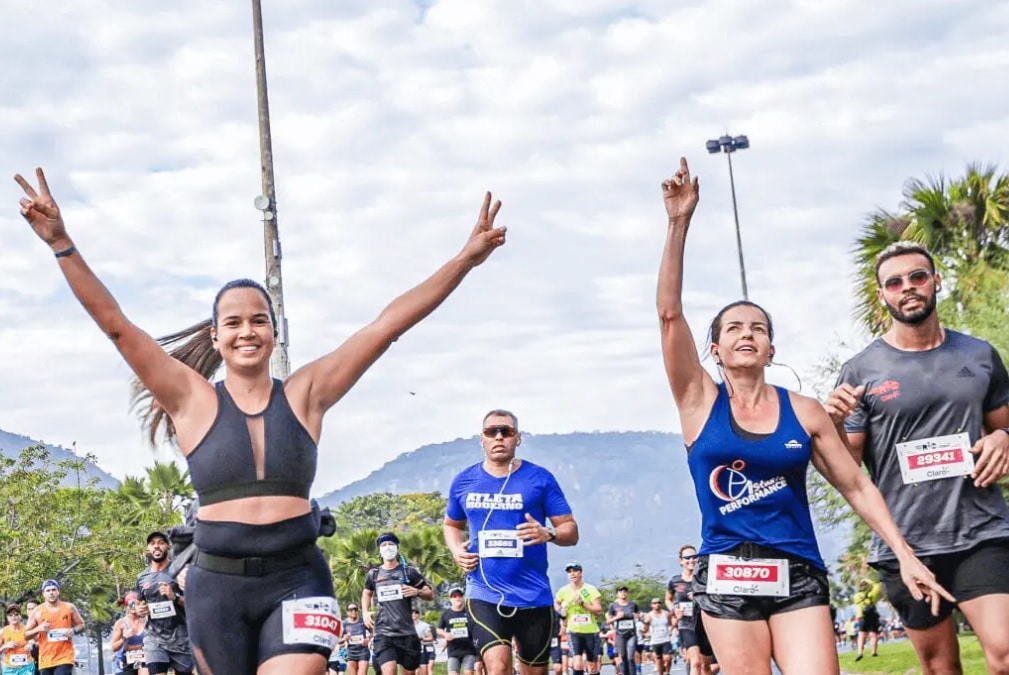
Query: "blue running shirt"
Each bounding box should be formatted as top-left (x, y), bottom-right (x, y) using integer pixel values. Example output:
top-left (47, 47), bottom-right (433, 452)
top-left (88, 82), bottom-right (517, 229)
top-left (446, 460), bottom-right (572, 607)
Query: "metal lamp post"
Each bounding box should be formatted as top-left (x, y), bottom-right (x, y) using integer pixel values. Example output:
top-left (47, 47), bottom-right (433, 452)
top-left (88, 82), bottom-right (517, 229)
top-left (705, 134), bottom-right (750, 300)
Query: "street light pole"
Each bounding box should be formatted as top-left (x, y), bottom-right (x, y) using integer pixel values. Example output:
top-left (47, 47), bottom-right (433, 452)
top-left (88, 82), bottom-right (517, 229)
top-left (251, 0), bottom-right (290, 378)
top-left (705, 134), bottom-right (750, 301)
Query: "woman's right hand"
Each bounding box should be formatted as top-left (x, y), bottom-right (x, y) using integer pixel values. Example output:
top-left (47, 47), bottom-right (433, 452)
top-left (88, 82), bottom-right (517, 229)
top-left (14, 167), bottom-right (71, 249)
top-left (661, 157), bottom-right (700, 225)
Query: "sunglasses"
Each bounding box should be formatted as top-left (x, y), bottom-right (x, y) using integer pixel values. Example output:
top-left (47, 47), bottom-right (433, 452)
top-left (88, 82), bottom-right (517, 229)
top-left (882, 269), bottom-right (932, 292)
top-left (483, 425), bottom-right (517, 439)
top-left (681, 554), bottom-right (697, 560)
top-left (347, 607), bottom-right (359, 611)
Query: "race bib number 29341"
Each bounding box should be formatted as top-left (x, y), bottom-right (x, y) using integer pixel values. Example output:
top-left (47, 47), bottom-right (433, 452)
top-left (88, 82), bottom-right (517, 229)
top-left (896, 432), bottom-right (974, 484)
top-left (282, 597), bottom-right (342, 650)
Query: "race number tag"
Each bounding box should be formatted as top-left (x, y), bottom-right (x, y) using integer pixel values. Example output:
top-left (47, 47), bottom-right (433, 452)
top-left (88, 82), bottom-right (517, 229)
top-left (9, 655), bottom-right (29, 665)
top-left (148, 600), bottom-right (177, 619)
top-left (706, 555), bottom-right (789, 597)
top-left (678, 602), bottom-right (693, 618)
top-left (617, 619), bottom-right (634, 630)
top-left (478, 530), bottom-right (523, 558)
top-left (570, 614), bottom-right (591, 627)
top-left (377, 584), bottom-right (405, 602)
top-left (896, 433), bottom-right (974, 484)
top-left (47, 629), bottom-right (70, 641)
top-left (650, 623), bottom-right (669, 641)
top-left (349, 634), bottom-right (364, 645)
top-left (282, 597), bottom-right (342, 649)
top-left (451, 626), bottom-right (469, 639)
top-left (551, 638), bottom-right (559, 648)
top-left (125, 648), bottom-right (145, 665)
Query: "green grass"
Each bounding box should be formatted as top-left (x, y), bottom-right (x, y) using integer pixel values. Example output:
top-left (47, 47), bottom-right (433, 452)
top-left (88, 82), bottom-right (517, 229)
top-left (839, 634), bottom-right (988, 674)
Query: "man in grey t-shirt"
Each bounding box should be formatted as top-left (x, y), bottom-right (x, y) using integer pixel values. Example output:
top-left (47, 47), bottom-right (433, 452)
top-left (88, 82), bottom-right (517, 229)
top-left (136, 531), bottom-right (194, 675)
top-left (827, 241), bottom-right (1009, 674)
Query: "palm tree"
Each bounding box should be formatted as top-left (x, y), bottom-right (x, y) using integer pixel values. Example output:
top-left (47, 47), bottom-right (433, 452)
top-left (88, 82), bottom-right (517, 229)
top-left (324, 528), bottom-right (380, 607)
top-left (118, 461), bottom-right (194, 526)
top-left (400, 525), bottom-right (461, 589)
top-left (851, 165), bottom-right (1009, 347)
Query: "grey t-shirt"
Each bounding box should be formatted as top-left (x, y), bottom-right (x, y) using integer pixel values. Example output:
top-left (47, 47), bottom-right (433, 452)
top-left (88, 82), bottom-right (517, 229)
top-left (136, 566), bottom-right (190, 654)
top-left (836, 330), bottom-right (1009, 562)
top-left (365, 564), bottom-right (429, 638)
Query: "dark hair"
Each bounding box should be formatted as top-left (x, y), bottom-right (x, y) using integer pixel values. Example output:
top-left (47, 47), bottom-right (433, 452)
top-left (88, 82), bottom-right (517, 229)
top-left (708, 301), bottom-right (774, 345)
top-left (873, 241), bottom-right (937, 283)
top-left (482, 409), bottom-right (519, 430)
top-left (131, 279), bottom-right (277, 445)
top-left (678, 543), bottom-right (697, 557)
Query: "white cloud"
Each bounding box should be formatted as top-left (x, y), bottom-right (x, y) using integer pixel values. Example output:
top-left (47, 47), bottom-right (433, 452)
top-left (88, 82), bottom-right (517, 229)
top-left (1, 1), bottom-right (1006, 493)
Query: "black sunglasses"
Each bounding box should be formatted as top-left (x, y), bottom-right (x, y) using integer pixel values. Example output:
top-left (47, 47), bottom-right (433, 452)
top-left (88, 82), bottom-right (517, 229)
top-left (681, 554), bottom-right (697, 560)
top-left (882, 269), bottom-right (932, 292)
top-left (483, 425), bottom-right (517, 438)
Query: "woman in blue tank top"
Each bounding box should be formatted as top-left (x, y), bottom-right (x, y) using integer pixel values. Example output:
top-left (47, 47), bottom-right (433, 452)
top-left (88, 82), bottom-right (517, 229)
top-left (655, 158), bottom-right (952, 675)
top-left (15, 168), bottom-right (507, 675)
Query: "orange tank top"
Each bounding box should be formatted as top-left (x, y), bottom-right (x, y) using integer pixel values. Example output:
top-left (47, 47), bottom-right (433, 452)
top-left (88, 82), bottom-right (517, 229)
top-left (1, 625), bottom-right (33, 667)
top-left (37, 603), bottom-right (76, 668)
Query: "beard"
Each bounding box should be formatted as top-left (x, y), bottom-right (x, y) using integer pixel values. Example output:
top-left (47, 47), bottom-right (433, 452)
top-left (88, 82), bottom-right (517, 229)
top-left (884, 291), bottom-right (936, 325)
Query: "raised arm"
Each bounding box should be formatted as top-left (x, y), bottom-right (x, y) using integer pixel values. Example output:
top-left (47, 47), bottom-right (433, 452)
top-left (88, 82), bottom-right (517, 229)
top-left (657, 159), bottom-right (716, 419)
top-left (14, 169), bottom-right (211, 423)
top-left (289, 193), bottom-right (507, 423)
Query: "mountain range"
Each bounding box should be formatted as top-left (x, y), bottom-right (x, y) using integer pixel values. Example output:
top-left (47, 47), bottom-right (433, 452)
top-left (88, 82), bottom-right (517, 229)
top-left (0, 428), bottom-right (120, 489)
top-left (317, 430), bottom-right (847, 587)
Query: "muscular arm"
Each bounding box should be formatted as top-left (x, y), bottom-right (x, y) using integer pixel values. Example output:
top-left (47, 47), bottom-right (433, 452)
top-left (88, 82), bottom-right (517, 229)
top-left (548, 514), bottom-right (578, 546)
top-left (110, 620), bottom-right (125, 652)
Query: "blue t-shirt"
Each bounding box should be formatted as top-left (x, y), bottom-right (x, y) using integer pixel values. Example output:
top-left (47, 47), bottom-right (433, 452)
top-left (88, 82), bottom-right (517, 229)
top-left (445, 460), bottom-right (572, 607)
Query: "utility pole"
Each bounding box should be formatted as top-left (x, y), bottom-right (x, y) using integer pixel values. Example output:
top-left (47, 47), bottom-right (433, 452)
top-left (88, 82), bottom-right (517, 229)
top-left (705, 134), bottom-right (751, 300)
top-left (251, 0), bottom-right (290, 378)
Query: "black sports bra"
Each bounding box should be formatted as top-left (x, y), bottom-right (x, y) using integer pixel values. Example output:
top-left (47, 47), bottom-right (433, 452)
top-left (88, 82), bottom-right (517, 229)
top-left (186, 379), bottom-right (316, 506)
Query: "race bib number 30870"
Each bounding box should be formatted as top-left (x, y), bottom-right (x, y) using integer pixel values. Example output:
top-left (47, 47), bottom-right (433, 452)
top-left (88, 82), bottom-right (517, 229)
top-left (896, 432), bottom-right (974, 484)
top-left (282, 597), bottom-right (342, 650)
top-left (706, 555), bottom-right (789, 597)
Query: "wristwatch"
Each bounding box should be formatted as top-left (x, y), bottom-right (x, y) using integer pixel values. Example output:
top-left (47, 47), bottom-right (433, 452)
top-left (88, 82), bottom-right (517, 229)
top-left (547, 530), bottom-right (557, 543)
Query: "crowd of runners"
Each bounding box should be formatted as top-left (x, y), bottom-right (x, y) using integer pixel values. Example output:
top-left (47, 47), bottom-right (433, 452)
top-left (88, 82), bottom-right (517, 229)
top-left (9, 157), bottom-right (1009, 675)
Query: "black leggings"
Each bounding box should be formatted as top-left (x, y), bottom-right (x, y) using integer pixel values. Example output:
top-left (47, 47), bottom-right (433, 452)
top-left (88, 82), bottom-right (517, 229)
top-left (187, 544), bottom-right (336, 673)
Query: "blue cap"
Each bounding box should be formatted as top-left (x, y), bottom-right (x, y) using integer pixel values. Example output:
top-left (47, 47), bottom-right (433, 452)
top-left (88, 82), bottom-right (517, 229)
top-left (41, 579), bottom-right (60, 592)
top-left (376, 532), bottom-right (399, 546)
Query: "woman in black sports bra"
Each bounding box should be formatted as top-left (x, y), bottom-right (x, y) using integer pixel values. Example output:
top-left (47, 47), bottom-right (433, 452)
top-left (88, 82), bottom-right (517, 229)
top-left (15, 168), bottom-right (507, 675)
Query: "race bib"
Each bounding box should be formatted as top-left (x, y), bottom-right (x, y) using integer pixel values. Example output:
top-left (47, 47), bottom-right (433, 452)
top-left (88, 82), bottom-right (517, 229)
top-left (617, 619), bottom-right (634, 630)
top-left (651, 624), bottom-right (669, 641)
top-left (551, 638), bottom-right (559, 648)
top-left (125, 648), bottom-right (145, 665)
top-left (377, 584), bottom-right (404, 602)
top-left (349, 634), bottom-right (365, 645)
top-left (570, 614), bottom-right (591, 627)
top-left (451, 626), bottom-right (469, 639)
top-left (9, 655), bottom-right (29, 665)
top-left (677, 602), bottom-right (693, 617)
top-left (148, 600), bottom-right (177, 619)
top-left (706, 555), bottom-right (789, 597)
top-left (478, 530), bottom-right (523, 558)
top-left (896, 433), bottom-right (974, 484)
top-left (282, 597), bottom-right (342, 650)
top-left (47, 629), bottom-right (70, 642)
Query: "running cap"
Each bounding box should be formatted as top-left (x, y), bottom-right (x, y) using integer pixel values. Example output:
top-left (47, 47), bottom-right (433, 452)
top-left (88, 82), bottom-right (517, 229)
top-left (616, 585), bottom-right (629, 592)
top-left (41, 579), bottom-right (60, 592)
top-left (147, 530), bottom-right (170, 544)
top-left (650, 597), bottom-right (661, 604)
top-left (5, 604), bottom-right (19, 614)
top-left (564, 561), bottom-right (582, 571)
top-left (347, 604), bottom-right (359, 610)
top-left (376, 532), bottom-right (400, 546)
top-left (449, 587), bottom-right (465, 597)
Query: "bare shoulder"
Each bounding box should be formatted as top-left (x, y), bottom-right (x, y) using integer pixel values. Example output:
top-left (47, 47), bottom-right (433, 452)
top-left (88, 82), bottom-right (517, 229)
top-left (786, 390), bottom-right (830, 431)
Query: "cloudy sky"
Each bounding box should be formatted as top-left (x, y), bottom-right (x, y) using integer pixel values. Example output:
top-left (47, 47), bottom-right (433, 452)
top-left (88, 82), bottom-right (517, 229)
top-left (2, 1), bottom-right (1006, 495)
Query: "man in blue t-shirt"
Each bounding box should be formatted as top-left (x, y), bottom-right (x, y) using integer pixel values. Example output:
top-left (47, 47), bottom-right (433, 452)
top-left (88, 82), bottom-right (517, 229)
top-left (444, 408), bottom-right (579, 675)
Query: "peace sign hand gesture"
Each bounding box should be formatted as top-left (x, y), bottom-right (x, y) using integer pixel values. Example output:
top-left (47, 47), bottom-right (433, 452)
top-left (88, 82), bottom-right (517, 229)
top-left (460, 192), bottom-right (506, 267)
top-left (662, 157), bottom-right (700, 226)
top-left (14, 167), bottom-right (70, 250)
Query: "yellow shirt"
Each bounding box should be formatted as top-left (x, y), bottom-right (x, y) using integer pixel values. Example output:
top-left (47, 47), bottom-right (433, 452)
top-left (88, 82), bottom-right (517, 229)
top-left (555, 584), bottom-right (601, 634)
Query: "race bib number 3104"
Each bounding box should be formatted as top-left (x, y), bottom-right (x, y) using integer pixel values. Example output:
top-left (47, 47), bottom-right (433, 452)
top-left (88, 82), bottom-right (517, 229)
top-left (896, 432), bottom-right (974, 484)
top-left (282, 597), bottom-right (342, 650)
top-left (706, 555), bottom-right (789, 597)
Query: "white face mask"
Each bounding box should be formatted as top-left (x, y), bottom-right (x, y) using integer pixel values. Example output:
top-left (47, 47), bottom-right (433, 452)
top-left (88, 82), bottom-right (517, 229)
top-left (380, 544), bottom-right (399, 561)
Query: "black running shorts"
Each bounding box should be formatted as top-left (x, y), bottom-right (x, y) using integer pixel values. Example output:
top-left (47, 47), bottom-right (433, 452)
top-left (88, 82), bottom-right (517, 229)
top-left (467, 599), bottom-right (554, 666)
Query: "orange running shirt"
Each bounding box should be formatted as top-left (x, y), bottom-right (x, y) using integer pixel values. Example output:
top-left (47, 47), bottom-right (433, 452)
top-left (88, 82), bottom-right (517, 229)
top-left (36, 602), bottom-right (76, 668)
top-left (1, 625), bottom-right (33, 667)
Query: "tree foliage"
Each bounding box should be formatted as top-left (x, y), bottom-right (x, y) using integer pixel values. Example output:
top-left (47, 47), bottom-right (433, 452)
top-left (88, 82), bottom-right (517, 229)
top-left (330, 491), bottom-right (445, 537)
top-left (597, 566), bottom-right (669, 610)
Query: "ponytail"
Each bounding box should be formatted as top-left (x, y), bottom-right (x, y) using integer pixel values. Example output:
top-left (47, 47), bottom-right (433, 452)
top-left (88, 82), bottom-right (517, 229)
top-left (130, 318), bottom-right (222, 446)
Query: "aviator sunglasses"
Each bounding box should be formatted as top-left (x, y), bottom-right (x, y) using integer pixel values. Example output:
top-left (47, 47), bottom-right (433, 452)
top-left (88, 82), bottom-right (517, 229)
top-left (483, 425), bottom-right (517, 438)
top-left (882, 268), bottom-right (932, 292)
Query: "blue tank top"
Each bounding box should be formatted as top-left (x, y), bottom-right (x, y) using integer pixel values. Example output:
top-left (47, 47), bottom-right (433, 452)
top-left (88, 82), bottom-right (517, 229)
top-left (687, 383), bottom-right (825, 569)
top-left (186, 379), bottom-right (316, 505)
